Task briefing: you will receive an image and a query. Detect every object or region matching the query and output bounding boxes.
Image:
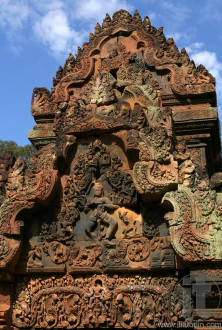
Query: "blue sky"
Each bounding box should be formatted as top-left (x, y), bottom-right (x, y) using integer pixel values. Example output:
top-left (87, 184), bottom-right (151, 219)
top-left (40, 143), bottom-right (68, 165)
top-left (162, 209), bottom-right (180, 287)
top-left (1, 0), bottom-right (222, 146)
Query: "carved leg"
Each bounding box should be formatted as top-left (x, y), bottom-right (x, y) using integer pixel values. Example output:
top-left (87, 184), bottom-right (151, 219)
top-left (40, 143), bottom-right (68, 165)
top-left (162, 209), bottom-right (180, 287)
top-left (103, 215), bottom-right (118, 239)
top-left (85, 217), bottom-right (97, 239)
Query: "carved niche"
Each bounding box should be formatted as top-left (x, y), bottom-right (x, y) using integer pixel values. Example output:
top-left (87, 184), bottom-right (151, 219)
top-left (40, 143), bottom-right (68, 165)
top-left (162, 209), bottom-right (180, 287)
top-left (0, 9), bottom-right (221, 329)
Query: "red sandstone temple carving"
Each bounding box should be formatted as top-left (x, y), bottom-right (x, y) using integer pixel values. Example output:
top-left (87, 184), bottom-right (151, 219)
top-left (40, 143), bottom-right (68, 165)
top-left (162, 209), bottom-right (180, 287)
top-left (0, 10), bottom-right (221, 329)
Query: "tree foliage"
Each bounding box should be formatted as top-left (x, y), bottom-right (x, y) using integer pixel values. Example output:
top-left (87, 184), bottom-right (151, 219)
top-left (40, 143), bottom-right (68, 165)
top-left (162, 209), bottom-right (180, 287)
top-left (0, 140), bottom-right (36, 163)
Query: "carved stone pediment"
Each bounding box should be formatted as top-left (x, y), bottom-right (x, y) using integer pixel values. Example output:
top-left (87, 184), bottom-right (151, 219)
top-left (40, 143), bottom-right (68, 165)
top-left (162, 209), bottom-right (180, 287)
top-left (0, 9), bottom-right (221, 329)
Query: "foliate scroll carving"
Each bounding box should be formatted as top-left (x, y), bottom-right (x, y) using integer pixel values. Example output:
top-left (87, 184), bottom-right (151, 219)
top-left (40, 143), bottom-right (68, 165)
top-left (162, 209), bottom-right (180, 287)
top-left (0, 169), bottom-right (58, 235)
top-left (29, 143), bottom-right (57, 174)
top-left (173, 138), bottom-right (190, 163)
top-left (131, 107), bottom-right (178, 200)
top-left (0, 235), bottom-right (20, 269)
top-left (20, 235), bottom-right (174, 272)
top-left (26, 241), bottom-right (103, 272)
top-left (0, 151), bottom-right (15, 174)
top-left (0, 151), bottom-right (16, 206)
top-left (139, 125), bottom-right (172, 162)
top-left (29, 7), bottom-right (216, 155)
top-left (178, 160), bottom-right (196, 187)
top-left (103, 237), bottom-right (151, 270)
top-left (81, 72), bottom-right (116, 106)
top-left (59, 57), bottom-right (95, 84)
top-left (51, 8), bottom-right (213, 101)
top-left (0, 169), bottom-right (58, 269)
top-left (69, 243), bottom-right (102, 269)
top-left (70, 140), bottom-right (137, 207)
top-left (45, 9), bottom-right (216, 138)
top-left (31, 88), bottom-right (55, 119)
top-left (5, 156), bottom-right (26, 198)
top-left (133, 159), bottom-right (178, 201)
top-left (162, 188), bottom-right (222, 261)
top-left (12, 274), bottom-right (185, 329)
top-left (144, 53), bottom-right (215, 97)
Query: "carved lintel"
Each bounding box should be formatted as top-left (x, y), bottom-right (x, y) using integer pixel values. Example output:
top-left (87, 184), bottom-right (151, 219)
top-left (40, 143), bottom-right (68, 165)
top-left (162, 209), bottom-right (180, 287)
top-left (12, 273), bottom-right (186, 329)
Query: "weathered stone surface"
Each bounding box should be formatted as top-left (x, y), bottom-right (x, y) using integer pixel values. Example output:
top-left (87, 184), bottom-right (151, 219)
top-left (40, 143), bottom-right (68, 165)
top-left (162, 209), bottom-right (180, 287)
top-left (0, 9), bottom-right (222, 329)
top-left (12, 274), bottom-right (184, 329)
top-left (0, 151), bottom-right (16, 206)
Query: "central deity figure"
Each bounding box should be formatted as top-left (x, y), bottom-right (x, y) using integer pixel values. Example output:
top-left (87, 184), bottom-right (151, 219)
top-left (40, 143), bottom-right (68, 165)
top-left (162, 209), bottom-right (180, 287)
top-left (84, 183), bottom-right (118, 239)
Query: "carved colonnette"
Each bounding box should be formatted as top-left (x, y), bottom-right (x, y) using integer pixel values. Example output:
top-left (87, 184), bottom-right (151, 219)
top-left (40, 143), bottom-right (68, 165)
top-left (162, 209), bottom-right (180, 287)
top-left (0, 9), bottom-right (222, 329)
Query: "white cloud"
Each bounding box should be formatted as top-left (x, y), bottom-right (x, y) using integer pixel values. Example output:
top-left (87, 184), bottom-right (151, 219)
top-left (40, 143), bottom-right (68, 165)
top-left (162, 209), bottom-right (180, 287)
top-left (0, 0), bottom-right (29, 30)
top-left (191, 51), bottom-right (222, 74)
top-left (73, 0), bottom-right (134, 22)
top-left (0, 0), bottom-right (134, 58)
top-left (33, 8), bottom-right (83, 58)
top-left (0, 0), bottom-right (135, 58)
top-left (0, 0), bottom-right (31, 53)
top-left (32, 0), bottom-right (135, 58)
top-left (185, 42), bottom-right (205, 54)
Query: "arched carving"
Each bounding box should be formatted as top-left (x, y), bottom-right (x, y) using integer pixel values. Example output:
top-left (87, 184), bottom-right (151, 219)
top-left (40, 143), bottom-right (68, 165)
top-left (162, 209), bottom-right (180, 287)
top-left (1, 9), bottom-right (221, 329)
